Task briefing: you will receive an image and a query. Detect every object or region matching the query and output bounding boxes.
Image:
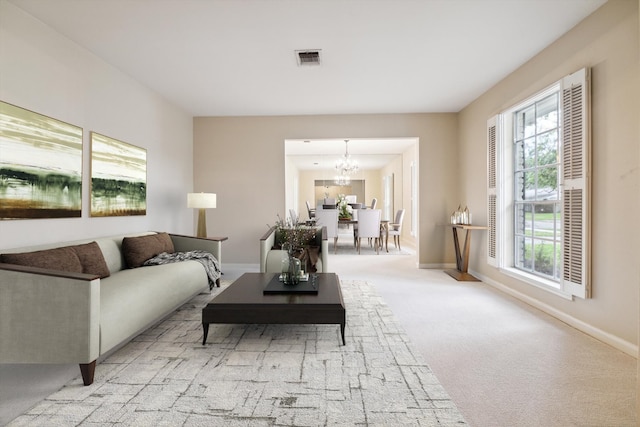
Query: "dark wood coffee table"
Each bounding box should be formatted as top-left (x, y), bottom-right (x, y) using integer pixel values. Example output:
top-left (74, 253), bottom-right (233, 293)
top-left (202, 272), bottom-right (346, 345)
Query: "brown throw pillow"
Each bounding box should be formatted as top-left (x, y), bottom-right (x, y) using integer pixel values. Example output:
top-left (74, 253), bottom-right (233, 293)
top-left (70, 242), bottom-right (110, 278)
top-left (303, 246), bottom-right (320, 273)
top-left (0, 246), bottom-right (83, 273)
top-left (121, 233), bottom-right (175, 268)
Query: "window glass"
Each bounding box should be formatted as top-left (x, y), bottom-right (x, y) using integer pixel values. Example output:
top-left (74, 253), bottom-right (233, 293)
top-left (536, 94), bottom-right (558, 132)
top-left (524, 137), bottom-right (536, 169)
top-left (515, 235), bottom-right (533, 270)
top-left (515, 105), bottom-right (536, 139)
top-left (537, 131), bottom-right (558, 167)
top-left (512, 91), bottom-right (561, 281)
top-left (532, 238), bottom-right (554, 276)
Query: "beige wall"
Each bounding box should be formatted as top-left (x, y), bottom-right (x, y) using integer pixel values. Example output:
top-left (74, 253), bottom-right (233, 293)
top-left (0, 1), bottom-right (195, 250)
top-left (458, 0), bottom-right (639, 353)
top-left (401, 142), bottom-right (418, 248)
top-left (193, 113), bottom-right (457, 266)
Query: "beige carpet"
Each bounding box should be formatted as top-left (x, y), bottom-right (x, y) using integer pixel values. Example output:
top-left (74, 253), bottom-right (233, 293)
top-left (8, 280), bottom-right (466, 426)
top-left (329, 249), bottom-right (638, 427)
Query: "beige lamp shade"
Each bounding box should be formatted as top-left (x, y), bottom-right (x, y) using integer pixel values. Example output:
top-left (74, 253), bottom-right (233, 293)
top-left (187, 193), bottom-right (217, 209)
top-left (187, 193), bottom-right (216, 237)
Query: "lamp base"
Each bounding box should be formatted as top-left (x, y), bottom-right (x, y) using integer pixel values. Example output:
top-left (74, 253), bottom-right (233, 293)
top-left (197, 208), bottom-right (207, 238)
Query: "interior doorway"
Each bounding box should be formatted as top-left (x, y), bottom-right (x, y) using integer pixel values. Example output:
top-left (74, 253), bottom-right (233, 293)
top-left (284, 137), bottom-right (419, 252)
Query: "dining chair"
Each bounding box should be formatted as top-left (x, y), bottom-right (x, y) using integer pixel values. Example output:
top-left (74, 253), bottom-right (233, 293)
top-left (350, 208), bottom-right (360, 247)
top-left (345, 195), bottom-right (357, 204)
top-left (387, 209), bottom-right (406, 251)
top-left (348, 205), bottom-right (361, 243)
top-left (351, 207), bottom-right (359, 220)
top-left (324, 197), bottom-right (336, 206)
top-left (305, 201), bottom-right (315, 219)
top-left (359, 198), bottom-right (377, 243)
top-left (355, 209), bottom-right (381, 254)
top-left (289, 209), bottom-right (298, 225)
top-left (314, 209), bottom-right (339, 253)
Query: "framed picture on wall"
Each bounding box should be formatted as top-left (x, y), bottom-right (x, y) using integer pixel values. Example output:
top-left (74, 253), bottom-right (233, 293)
top-left (90, 132), bottom-right (146, 217)
top-left (0, 101), bottom-right (83, 220)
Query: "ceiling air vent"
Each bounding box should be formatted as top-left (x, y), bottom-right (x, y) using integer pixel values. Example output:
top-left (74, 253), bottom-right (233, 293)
top-left (296, 50), bottom-right (321, 66)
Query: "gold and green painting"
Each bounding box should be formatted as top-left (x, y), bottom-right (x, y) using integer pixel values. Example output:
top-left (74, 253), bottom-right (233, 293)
top-left (0, 101), bottom-right (83, 219)
top-left (90, 132), bottom-right (146, 217)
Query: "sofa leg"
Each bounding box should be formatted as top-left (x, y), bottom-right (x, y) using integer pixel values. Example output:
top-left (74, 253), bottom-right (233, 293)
top-left (79, 360), bottom-right (96, 386)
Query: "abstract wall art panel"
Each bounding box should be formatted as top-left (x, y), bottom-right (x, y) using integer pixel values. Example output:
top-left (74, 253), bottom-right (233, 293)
top-left (90, 132), bottom-right (146, 217)
top-left (0, 101), bottom-right (83, 220)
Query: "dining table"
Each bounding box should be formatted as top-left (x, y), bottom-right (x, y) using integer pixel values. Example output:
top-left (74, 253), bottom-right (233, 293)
top-left (339, 218), bottom-right (390, 252)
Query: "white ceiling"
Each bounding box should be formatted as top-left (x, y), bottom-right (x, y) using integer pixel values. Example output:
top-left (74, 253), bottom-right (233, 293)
top-left (9, 0), bottom-right (606, 117)
top-left (8, 0), bottom-right (607, 169)
top-left (286, 138), bottom-right (417, 170)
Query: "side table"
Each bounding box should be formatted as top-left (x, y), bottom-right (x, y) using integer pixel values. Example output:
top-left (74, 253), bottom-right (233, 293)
top-left (444, 224), bottom-right (487, 282)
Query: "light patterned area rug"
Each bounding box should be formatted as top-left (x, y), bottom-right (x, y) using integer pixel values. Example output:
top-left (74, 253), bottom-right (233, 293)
top-left (9, 280), bottom-right (466, 426)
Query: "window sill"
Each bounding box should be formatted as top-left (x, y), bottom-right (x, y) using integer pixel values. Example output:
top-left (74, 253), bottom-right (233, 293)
top-left (499, 267), bottom-right (573, 301)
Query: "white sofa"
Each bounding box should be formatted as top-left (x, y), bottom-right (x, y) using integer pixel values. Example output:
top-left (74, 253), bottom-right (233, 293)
top-left (260, 226), bottom-right (329, 273)
top-left (0, 232), bottom-right (223, 385)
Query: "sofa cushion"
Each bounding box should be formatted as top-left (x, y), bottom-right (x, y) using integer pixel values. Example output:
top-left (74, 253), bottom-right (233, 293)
top-left (1, 246), bottom-right (82, 273)
top-left (70, 242), bottom-right (111, 278)
top-left (0, 242), bottom-right (111, 278)
top-left (122, 232), bottom-right (175, 268)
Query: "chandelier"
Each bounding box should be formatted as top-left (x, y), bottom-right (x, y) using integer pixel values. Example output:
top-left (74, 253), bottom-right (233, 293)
top-left (335, 139), bottom-right (359, 176)
top-left (334, 173), bottom-right (351, 186)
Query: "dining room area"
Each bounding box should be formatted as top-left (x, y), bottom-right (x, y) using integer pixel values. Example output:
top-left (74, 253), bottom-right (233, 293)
top-left (304, 196), bottom-right (409, 256)
top-left (284, 137), bottom-right (418, 257)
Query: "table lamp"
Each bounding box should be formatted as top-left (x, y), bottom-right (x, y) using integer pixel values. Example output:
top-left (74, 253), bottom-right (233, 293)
top-left (187, 192), bottom-right (216, 238)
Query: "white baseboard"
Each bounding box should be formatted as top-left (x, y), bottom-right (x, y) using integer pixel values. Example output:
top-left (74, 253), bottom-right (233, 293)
top-left (223, 263), bottom-right (259, 271)
top-left (471, 269), bottom-right (638, 358)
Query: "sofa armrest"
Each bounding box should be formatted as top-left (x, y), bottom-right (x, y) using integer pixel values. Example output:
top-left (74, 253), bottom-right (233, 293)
top-left (259, 227), bottom-right (277, 273)
top-left (319, 226), bottom-right (329, 272)
top-left (260, 226), bottom-right (330, 273)
top-left (0, 263), bottom-right (100, 364)
top-left (169, 234), bottom-right (226, 265)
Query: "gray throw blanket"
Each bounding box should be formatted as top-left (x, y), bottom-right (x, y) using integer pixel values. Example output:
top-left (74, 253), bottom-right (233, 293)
top-left (143, 250), bottom-right (221, 290)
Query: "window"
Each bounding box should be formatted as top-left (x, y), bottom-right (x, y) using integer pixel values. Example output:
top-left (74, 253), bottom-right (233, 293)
top-left (513, 93), bottom-right (561, 281)
top-left (487, 68), bottom-right (591, 299)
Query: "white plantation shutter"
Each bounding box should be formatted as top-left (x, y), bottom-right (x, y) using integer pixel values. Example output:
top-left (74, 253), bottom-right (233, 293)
top-left (487, 116), bottom-right (498, 267)
top-left (560, 68), bottom-right (591, 298)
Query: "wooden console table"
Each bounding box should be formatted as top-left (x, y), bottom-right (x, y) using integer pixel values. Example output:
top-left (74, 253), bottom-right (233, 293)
top-left (445, 224), bottom-right (487, 282)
